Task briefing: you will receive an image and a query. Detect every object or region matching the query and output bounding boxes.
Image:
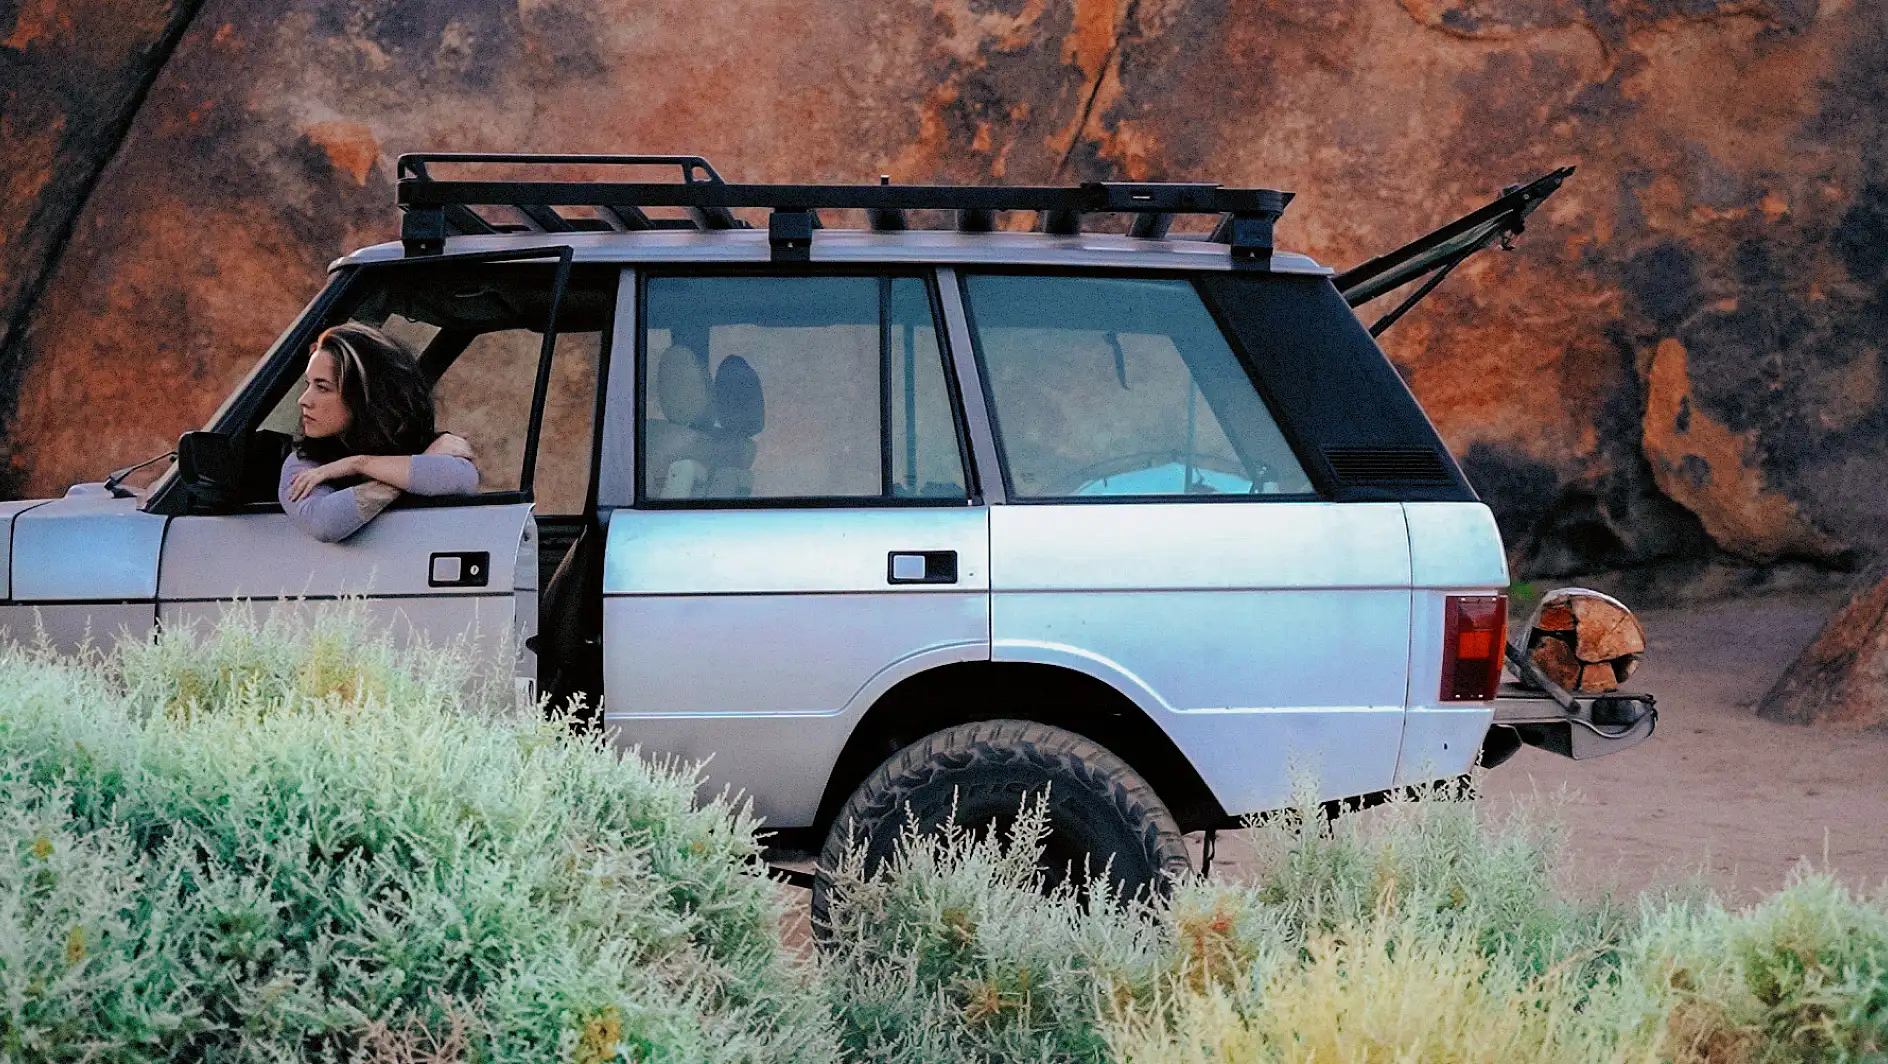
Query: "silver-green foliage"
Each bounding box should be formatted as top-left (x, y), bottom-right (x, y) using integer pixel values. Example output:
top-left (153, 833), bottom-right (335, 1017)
top-left (817, 801), bottom-right (1190, 1063)
top-left (8, 607), bottom-right (1885, 1064)
top-left (815, 786), bottom-right (1604, 1064)
top-left (0, 606), bottom-right (835, 1064)
top-left (818, 782), bottom-right (1888, 1064)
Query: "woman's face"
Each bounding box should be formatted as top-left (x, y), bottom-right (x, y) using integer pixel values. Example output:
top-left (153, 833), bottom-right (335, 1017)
top-left (298, 348), bottom-right (352, 439)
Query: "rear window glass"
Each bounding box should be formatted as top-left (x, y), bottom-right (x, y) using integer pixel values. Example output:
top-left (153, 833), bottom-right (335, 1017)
top-left (962, 274), bottom-right (1312, 500)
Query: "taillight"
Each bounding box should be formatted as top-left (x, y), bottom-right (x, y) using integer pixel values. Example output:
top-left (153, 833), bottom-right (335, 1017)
top-left (1441, 595), bottom-right (1507, 702)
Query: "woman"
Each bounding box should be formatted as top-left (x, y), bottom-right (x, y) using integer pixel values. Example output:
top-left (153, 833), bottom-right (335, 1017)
top-left (280, 322), bottom-right (479, 542)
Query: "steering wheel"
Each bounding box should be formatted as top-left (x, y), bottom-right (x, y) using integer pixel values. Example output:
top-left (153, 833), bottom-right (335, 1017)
top-left (1045, 449), bottom-right (1261, 496)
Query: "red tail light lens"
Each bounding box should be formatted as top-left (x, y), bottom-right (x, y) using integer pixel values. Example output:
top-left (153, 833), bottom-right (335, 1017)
top-left (1441, 594), bottom-right (1507, 702)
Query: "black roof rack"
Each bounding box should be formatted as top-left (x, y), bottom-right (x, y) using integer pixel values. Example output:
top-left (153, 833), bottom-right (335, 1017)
top-left (395, 152), bottom-right (1293, 265)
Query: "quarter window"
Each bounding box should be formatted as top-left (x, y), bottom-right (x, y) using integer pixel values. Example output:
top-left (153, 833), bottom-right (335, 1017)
top-left (640, 275), bottom-right (967, 503)
top-left (963, 274), bottom-right (1312, 500)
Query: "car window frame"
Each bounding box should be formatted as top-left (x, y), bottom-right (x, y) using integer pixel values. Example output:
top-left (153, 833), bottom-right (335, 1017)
top-left (631, 265), bottom-right (983, 511)
top-left (953, 266), bottom-right (1324, 506)
top-left (148, 247), bottom-right (581, 516)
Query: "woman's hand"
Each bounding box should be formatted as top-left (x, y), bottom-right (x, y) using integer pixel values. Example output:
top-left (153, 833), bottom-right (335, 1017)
top-left (287, 455), bottom-right (362, 501)
top-left (426, 432), bottom-right (475, 461)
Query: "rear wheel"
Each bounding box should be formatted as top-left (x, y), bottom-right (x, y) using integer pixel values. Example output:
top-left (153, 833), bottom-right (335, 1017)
top-left (811, 719), bottom-right (1189, 932)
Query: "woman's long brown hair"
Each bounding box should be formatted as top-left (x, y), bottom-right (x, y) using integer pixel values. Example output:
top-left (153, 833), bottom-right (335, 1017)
top-left (295, 322), bottom-right (438, 464)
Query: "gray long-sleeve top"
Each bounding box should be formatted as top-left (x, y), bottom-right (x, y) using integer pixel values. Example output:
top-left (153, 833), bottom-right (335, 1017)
top-left (278, 452), bottom-right (479, 543)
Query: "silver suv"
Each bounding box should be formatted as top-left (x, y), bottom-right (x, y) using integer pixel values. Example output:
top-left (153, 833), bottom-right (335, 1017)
top-left (0, 154), bottom-right (1652, 904)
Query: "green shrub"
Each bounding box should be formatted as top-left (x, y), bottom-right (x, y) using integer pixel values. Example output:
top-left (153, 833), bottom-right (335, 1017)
top-left (1612, 871), bottom-right (1888, 1064)
top-left (818, 782), bottom-right (1888, 1064)
top-left (1106, 908), bottom-right (1624, 1064)
top-left (0, 604), bottom-right (834, 1063)
top-left (816, 798), bottom-right (1197, 1063)
top-left (10, 606), bottom-right (1888, 1064)
top-left (815, 785), bottom-right (1633, 1064)
top-left (1241, 783), bottom-right (1633, 980)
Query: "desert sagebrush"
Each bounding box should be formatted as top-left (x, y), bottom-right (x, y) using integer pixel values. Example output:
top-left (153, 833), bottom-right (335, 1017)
top-left (0, 603), bottom-right (834, 1064)
top-left (8, 605), bottom-right (1887, 1064)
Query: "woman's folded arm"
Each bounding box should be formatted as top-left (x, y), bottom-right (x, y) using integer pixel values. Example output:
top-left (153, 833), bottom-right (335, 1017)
top-left (407, 454), bottom-right (479, 496)
top-left (278, 455), bottom-right (393, 543)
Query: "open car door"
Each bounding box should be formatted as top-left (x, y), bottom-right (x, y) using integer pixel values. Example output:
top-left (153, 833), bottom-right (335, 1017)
top-left (1334, 168), bottom-right (1573, 337)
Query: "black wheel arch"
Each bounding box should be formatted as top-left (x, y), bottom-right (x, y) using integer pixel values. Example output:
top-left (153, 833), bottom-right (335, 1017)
top-left (810, 660), bottom-right (1229, 837)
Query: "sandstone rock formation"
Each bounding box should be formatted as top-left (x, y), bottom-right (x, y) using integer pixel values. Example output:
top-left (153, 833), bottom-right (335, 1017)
top-left (2, 0), bottom-right (1885, 583)
top-left (0, 0), bottom-right (202, 410)
top-left (1760, 564), bottom-right (1888, 729)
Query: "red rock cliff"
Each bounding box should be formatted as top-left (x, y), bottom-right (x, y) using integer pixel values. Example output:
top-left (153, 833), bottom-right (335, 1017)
top-left (2, 0), bottom-right (1883, 580)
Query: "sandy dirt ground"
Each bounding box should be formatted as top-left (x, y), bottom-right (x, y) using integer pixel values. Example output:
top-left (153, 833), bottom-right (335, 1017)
top-left (1202, 590), bottom-right (1888, 902)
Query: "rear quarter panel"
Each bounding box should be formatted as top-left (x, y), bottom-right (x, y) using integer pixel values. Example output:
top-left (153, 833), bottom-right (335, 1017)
top-left (992, 501), bottom-right (1414, 813)
top-left (1396, 501), bottom-right (1510, 784)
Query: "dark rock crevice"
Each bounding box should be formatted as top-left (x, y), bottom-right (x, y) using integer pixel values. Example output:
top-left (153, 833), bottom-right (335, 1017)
top-left (1050, 4), bottom-right (1127, 181)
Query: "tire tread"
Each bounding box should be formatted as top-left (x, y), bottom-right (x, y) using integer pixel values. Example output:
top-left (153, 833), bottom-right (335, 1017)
top-left (811, 719), bottom-right (1189, 932)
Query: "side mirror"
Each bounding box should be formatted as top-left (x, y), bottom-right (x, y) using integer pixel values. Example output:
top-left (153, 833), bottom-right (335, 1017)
top-left (176, 431), bottom-right (242, 511)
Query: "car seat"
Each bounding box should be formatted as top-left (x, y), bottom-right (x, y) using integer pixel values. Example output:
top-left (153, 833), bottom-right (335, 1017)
top-left (643, 344), bottom-right (718, 498)
top-left (706, 355), bottom-right (763, 497)
top-left (244, 429), bottom-right (294, 504)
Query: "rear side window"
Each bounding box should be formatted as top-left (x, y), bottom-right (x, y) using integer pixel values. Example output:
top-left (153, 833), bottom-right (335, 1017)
top-left (962, 274), bottom-right (1312, 500)
top-left (640, 274), bottom-right (968, 503)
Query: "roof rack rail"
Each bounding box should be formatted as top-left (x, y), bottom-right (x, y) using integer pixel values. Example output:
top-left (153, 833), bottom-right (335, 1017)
top-left (395, 152), bottom-right (1293, 265)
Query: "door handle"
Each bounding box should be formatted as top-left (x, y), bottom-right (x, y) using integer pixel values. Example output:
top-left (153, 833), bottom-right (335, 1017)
top-left (888, 551), bottom-right (957, 584)
top-left (430, 551), bottom-right (490, 587)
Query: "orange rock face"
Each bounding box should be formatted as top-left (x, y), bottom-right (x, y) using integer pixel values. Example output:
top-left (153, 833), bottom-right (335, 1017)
top-left (2, 0), bottom-right (1884, 580)
top-left (0, 0), bottom-right (200, 423)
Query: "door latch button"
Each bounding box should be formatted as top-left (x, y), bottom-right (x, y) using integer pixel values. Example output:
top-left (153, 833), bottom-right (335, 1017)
top-left (430, 551), bottom-right (490, 588)
top-left (888, 551), bottom-right (957, 584)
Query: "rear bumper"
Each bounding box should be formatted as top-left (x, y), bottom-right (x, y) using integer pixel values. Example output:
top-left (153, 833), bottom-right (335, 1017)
top-left (1491, 685), bottom-right (1657, 761)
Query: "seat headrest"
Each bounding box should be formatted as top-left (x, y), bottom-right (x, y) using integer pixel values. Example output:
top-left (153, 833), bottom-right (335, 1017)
top-left (654, 345), bottom-right (714, 430)
top-left (714, 356), bottom-right (764, 438)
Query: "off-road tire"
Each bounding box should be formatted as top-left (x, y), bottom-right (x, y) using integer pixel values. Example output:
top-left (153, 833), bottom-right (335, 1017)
top-left (811, 719), bottom-right (1190, 934)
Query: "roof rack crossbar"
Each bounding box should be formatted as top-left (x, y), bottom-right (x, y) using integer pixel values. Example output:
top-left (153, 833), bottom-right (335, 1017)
top-left (601, 204), bottom-right (654, 231)
top-left (441, 204), bottom-right (498, 237)
top-left (1129, 213), bottom-right (1174, 240)
top-left (516, 204), bottom-right (575, 233)
top-left (688, 206), bottom-right (742, 230)
top-left (956, 208), bottom-right (995, 233)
